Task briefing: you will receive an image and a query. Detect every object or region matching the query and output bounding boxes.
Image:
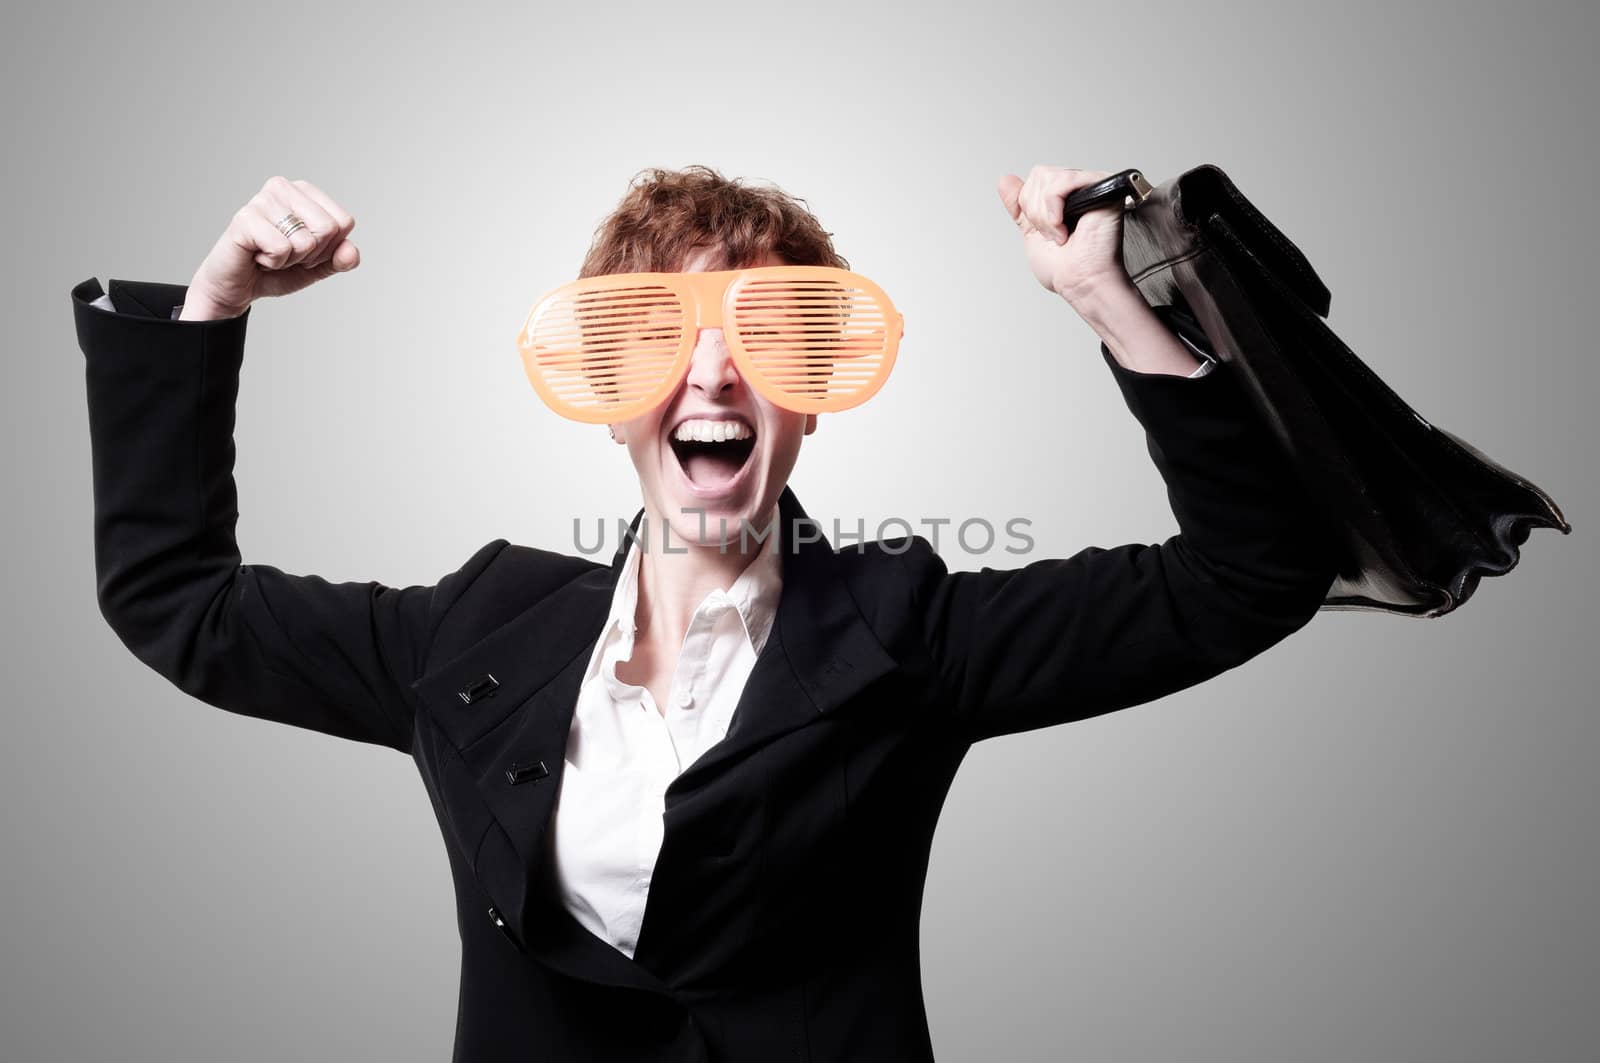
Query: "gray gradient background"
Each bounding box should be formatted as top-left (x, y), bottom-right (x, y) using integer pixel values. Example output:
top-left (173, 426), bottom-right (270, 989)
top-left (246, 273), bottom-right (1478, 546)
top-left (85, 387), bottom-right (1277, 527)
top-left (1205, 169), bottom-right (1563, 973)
top-left (5, 1), bottom-right (1595, 1060)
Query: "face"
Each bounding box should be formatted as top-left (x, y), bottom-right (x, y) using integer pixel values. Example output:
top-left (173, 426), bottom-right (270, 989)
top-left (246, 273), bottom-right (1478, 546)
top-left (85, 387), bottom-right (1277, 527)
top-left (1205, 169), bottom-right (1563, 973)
top-left (610, 247), bottom-right (819, 549)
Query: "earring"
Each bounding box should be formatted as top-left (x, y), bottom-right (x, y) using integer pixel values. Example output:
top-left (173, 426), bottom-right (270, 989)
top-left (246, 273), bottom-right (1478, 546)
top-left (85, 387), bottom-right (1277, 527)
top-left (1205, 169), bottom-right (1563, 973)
top-left (608, 425), bottom-right (618, 442)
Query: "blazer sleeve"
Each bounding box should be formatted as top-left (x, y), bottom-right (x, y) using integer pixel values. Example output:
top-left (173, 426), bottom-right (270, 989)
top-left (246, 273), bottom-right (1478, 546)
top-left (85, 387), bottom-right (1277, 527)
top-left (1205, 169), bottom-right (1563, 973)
top-left (72, 277), bottom-right (504, 754)
top-left (894, 333), bottom-right (1342, 746)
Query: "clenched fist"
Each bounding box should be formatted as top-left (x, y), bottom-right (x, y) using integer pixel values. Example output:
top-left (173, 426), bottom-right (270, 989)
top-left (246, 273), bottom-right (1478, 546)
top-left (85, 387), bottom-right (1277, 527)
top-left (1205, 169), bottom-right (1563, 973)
top-left (179, 176), bottom-right (360, 321)
top-left (997, 166), bottom-right (1129, 308)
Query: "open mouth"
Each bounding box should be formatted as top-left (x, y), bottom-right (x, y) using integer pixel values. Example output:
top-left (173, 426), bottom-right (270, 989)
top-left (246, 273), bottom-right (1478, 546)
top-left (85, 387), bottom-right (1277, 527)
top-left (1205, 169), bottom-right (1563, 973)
top-left (668, 417), bottom-right (758, 492)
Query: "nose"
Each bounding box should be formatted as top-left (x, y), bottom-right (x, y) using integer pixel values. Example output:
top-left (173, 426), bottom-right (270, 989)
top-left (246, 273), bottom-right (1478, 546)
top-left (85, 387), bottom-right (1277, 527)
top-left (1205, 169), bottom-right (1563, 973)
top-left (684, 327), bottom-right (740, 398)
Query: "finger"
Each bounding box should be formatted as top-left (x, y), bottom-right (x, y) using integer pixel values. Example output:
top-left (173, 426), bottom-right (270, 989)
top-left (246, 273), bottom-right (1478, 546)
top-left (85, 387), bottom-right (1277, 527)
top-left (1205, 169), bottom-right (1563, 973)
top-left (295, 189), bottom-right (358, 271)
top-left (251, 191), bottom-right (318, 267)
top-left (272, 177), bottom-right (340, 262)
top-left (290, 178), bottom-right (355, 236)
top-left (290, 179), bottom-right (357, 269)
top-left (996, 173), bottom-right (1024, 224)
top-left (257, 177), bottom-right (336, 267)
top-left (328, 238), bottom-right (361, 272)
top-left (1024, 166), bottom-right (1062, 244)
top-left (1024, 166), bottom-right (1088, 246)
top-left (1038, 169), bottom-right (1083, 244)
top-left (1043, 168), bottom-right (1113, 244)
top-left (295, 257), bottom-right (346, 285)
top-left (226, 204), bottom-right (294, 270)
top-left (999, 174), bottom-right (1044, 240)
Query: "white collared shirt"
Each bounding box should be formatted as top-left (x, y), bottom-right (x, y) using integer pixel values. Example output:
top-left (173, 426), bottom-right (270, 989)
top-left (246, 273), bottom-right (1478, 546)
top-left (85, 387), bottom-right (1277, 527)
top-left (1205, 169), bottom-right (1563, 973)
top-left (547, 513), bottom-right (783, 959)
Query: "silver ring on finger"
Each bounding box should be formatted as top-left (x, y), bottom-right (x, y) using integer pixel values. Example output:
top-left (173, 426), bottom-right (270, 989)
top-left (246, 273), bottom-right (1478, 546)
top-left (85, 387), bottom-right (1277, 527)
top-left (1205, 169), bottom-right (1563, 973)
top-left (274, 212), bottom-right (308, 238)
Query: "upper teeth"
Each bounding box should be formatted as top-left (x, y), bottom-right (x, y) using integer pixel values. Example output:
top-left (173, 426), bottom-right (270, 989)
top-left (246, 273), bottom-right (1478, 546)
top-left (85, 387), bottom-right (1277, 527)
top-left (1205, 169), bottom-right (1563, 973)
top-left (673, 419), bottom-right (754, 443)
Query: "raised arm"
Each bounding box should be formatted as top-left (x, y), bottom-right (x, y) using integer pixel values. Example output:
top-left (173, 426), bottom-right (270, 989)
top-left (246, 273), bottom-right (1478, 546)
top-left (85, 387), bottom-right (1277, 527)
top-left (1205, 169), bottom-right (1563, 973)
top-left (880, 167), bottom-right (1342, 744)
top-left (887, 331), bottom-right (1338, 744)
top-left (72, 178), bottom-right (502, 753)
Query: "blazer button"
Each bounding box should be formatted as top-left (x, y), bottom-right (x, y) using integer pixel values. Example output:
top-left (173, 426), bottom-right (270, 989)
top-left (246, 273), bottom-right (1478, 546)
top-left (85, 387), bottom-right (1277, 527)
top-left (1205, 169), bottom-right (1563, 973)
top-left (506, 760), bottom-right (549, 785)
top-left (487, 906), bottom-right (524, 952)
top-left (458, 674), bottom-right (500, 704)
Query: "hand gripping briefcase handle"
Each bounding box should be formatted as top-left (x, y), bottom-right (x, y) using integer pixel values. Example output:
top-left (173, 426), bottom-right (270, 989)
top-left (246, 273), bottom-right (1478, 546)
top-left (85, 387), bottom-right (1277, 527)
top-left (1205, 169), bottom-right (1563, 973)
top-left (1096, 163), bottom-right (1570, 617)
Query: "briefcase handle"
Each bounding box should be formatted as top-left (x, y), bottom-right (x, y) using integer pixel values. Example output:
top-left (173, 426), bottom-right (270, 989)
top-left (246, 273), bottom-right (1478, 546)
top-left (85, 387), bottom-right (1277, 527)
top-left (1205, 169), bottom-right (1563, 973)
top-left (1062, 168), bottom-right (1154, 233)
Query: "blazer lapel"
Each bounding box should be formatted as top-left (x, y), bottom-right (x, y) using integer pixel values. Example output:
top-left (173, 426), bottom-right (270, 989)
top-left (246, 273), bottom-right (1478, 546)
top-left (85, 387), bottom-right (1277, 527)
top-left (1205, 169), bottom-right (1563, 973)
top-left (409, 484), bottom-right (897, 989)
top-left (410, 559), bottom-right (647, 986)
top-left (662, 485), bottom-right (898, 796)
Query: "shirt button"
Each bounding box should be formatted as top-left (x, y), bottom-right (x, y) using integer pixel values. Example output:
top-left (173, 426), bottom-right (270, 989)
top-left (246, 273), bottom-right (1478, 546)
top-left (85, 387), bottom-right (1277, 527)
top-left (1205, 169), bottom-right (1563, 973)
top-left (674, 690), bottom-right (694, 709)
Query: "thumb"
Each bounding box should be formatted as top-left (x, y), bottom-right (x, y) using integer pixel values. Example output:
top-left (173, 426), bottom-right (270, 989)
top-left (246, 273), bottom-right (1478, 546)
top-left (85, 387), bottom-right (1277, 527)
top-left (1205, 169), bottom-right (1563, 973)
top-left (330, 239), bottom-right (361, 272)
top-left (995, 174), bottom-right (1023, 223)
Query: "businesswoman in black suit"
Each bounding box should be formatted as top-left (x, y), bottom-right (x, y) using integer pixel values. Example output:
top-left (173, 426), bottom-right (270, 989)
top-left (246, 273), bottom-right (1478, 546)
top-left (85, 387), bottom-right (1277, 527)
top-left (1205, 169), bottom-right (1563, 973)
top-left (73, 165), bottom-right (1339, 1061)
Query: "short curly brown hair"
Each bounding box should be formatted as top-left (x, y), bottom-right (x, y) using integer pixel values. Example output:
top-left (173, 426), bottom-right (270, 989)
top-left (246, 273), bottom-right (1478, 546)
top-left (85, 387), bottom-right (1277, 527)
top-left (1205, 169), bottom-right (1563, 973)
top-left (578, 164), bottom-right (849, 278)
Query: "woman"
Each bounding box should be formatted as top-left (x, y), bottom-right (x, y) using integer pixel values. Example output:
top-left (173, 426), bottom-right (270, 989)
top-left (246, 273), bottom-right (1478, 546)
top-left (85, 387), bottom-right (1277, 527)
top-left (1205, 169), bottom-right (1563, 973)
top-left (72, 164), bottom-right (1338, 1061)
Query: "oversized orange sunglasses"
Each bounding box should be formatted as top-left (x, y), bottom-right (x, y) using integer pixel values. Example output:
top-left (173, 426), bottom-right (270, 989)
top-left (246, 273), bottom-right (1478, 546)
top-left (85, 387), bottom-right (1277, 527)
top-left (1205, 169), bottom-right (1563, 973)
top-left (516, 266), bottom-right (904, 424)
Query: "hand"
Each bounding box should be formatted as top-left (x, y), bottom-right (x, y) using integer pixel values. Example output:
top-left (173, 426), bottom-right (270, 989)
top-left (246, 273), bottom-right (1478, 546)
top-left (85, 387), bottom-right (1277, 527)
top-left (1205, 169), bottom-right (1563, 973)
top-left (181, 176), bottom-right (360, 320)
top-left (996, 166), bottom-right (1131, 307)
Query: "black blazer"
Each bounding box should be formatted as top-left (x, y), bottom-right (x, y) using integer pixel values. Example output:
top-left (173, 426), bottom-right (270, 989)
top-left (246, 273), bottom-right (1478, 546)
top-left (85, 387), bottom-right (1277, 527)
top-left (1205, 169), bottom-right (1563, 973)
top-left (72, 276), bottom-right (1339, 1062)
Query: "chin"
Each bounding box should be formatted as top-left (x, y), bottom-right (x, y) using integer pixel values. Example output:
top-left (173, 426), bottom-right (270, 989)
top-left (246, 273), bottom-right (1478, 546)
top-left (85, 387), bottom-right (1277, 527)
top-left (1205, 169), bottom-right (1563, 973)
top-left (653, 414), bottom-right (781, 546)
top-left (658, 482), bottom-right (774, 549)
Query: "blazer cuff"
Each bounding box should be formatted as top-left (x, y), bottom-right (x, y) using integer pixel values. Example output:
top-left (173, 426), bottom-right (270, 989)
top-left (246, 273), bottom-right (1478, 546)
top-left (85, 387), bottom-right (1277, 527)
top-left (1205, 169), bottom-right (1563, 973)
top-left (1096, 300), bottom-right (1220, 380)
top-left (72, 277), bottom-right (250, 361)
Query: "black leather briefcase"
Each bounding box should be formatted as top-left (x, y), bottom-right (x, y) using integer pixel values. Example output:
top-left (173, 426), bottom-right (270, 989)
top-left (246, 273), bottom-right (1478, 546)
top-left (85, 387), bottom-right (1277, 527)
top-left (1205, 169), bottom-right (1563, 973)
top-left (1109, 164), bottom-right (1570, 616)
